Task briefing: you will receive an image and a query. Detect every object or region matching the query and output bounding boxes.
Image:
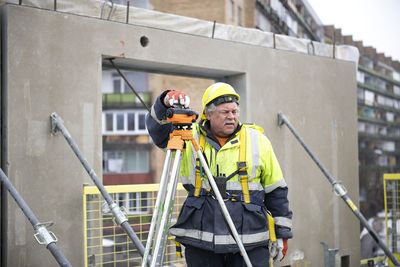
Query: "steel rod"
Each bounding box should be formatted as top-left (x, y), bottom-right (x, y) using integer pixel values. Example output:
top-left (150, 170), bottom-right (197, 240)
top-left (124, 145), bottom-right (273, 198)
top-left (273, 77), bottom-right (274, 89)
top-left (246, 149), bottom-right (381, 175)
top-left (277, 112), bottom-right (400, 266)
top-left (0, 168), bottom-right (71, 266)
top-left (108, 58), bottom-right (151, 112)
top-left (196, 149), bottom-right (253, 267)
top-left (50, 112), bottom-right (148, 262)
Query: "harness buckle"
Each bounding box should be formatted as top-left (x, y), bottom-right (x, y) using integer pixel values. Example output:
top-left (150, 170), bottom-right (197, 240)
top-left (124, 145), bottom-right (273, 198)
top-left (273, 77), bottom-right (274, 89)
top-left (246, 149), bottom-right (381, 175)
top-left (237, 161), bottom-right (248, 171)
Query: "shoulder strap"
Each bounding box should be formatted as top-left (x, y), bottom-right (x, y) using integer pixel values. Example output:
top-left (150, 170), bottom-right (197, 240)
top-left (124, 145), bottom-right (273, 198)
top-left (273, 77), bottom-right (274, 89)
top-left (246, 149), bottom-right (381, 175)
top-left (238, 127), bottom-right (250, 203)
top-left (194, 134), bottom-right (206, 197)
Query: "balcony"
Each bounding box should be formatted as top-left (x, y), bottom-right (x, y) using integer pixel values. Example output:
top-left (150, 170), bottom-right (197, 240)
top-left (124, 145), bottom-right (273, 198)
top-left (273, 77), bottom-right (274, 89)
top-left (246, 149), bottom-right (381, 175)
top-left (359, 64), bottom-right (400, 88)
top-left (358, 116), bottom-right (400, 127)
top-left (102, 92), bottom-right (152, 109)
top-left (358, 99), bottom-right (400, 115)
top-left (359, 164), bottom-right (400, 172)
top-left (358, 132), bottom-right (400, 142)
top-left (358, 82), bottom-right (400, 101)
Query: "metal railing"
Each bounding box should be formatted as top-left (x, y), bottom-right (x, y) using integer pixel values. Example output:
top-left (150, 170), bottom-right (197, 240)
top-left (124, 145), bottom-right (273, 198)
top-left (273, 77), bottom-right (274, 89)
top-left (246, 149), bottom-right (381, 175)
top-left (83, 183), bottom-right (186, 266)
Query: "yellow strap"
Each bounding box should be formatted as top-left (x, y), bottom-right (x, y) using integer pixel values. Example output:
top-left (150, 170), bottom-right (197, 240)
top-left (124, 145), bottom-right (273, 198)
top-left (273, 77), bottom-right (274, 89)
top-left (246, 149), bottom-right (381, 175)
top-left (173, 240), bottom-right (183, 258)
top-left (267, 212), bottom-right (277, 242)
top-left (239, 128), bottom-right (250, 203)
top-left (194, 134), bottom-right (206, 197)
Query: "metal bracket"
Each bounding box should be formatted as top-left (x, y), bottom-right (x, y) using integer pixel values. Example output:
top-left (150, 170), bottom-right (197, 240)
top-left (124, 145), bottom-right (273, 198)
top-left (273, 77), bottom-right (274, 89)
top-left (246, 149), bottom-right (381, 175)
top-left (333, 182), bottom-right (347, 197)
top-left (34, 222), bottom-right (58, 246)
top-left (321, 242), bottom-right (338, 267)
top-left (307, 41), bottom-right (315, 55)
top-left (100, 0), bottom-right (116, 20)
top-left (277, 112), bottom-right (285, 127)
top-left (50, 112), bottom-right (62, 135)
top-left (110, 203), bottom-right (128, 225)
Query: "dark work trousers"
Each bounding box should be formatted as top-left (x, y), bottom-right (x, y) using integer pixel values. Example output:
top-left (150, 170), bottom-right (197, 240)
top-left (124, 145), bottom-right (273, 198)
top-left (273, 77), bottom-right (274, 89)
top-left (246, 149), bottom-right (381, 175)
top-left (184, 245), bottom-right (270, 267)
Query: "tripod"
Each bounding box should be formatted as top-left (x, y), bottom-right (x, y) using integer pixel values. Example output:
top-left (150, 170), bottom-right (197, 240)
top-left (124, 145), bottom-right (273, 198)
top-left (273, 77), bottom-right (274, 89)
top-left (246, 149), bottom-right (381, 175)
top-left (142, 108), bottom-right (253, 267)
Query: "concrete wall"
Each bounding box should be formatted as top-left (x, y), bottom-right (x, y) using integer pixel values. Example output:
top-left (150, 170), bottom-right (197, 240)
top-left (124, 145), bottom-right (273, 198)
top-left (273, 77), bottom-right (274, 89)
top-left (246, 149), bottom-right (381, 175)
top-left (1, 4), bottom-right (359, 266)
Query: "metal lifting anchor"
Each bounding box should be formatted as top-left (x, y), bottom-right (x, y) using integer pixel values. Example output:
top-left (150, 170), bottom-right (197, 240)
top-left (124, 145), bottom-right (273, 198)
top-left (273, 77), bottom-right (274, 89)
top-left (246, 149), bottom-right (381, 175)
top-left (0, 168), bottom-right (71, 267)
top-left (141, 107), bottom-right (253, 267)
top-left (277, 112), bottom-right (400, 267)
top-left (50, 112), bottom-right (150, 265)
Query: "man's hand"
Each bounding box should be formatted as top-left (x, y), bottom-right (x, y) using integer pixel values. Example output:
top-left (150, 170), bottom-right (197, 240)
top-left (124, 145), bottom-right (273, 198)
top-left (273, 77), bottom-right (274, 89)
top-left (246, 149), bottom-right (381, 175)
top-left (270, 238), bottom-right (288, 262)
top-left (164, 90), bottom-right (190, 108)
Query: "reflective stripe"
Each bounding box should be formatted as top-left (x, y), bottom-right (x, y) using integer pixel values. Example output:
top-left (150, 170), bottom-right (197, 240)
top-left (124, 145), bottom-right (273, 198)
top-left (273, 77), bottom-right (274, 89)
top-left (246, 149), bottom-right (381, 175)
top-left (181, 176), bottom-right (190, 185)
top-left (274, 216), bottom-right (292, 228)
top-left (204, 85), bottom-right (219, 105)
top-left (214, 231), bottom-right (269, 245)
top-left (188, 143), bottom-right (197, 185)
top-left (170, 228), bottom-right (214, 242)
top-left (150, 104), bottom-right (168, 125)
top-left (264, 179), bottom-right (287, 193)
top-left (248, 127), bottom-right (260, 181)
top-left (227, 181), bottom-right (264, 191)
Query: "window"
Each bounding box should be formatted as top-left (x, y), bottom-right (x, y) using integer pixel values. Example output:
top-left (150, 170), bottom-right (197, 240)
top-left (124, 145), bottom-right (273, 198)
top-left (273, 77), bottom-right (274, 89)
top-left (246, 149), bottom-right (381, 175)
top-left (108, 192), bottom-right (150, 215)
top-left (238, 6), bottom-right (242, 26)
top-left (103, 110), bottom-right (147, 135)
top-left (103, 150), bottom-right (149, 174)
top-left (112, 74), bottom-right (123, 93)
top-left (229, 0), bottom-right (234, 21)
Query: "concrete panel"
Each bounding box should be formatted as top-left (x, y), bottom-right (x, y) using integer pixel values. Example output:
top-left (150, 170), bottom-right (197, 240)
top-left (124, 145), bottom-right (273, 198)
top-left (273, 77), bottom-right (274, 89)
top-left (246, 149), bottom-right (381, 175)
top-left (2, 4), bottom-right (359, 266)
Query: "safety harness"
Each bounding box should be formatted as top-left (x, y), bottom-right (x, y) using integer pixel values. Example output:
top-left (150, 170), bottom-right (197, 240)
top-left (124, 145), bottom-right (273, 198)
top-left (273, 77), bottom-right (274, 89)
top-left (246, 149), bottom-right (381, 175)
top-left (195, 127), bottom-right (276, 239)
top-left (175, 126), bottom-right (276, 257)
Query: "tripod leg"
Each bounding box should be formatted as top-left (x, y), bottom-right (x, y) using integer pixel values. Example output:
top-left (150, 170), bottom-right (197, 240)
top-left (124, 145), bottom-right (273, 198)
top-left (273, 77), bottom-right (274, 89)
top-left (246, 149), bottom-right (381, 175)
top-left (159, 159), bottom-right (181, 266)
top-left (150, 150), bottom-right (182, 267)
top-left (142, 150), bottom-right (173, 267)
top-left (196, 150), bottom-right (253, 267)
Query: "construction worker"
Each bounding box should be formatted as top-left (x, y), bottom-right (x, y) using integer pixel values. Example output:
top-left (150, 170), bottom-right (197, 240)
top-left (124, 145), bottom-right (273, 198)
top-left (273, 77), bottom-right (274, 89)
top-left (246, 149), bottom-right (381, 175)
top-left (146, 82), bottom-right (293, 267)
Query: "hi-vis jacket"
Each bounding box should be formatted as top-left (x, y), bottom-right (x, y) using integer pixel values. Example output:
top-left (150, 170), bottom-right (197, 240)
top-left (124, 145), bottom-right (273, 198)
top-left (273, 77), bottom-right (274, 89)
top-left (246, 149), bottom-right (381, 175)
top-left (146, 93), bottom-right (293, 253)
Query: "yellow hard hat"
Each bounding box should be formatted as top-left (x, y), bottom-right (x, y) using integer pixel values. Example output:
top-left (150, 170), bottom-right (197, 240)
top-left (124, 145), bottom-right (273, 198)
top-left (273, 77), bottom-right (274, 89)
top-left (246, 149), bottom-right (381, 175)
top-left (201, 82), bottom-right (240, 120)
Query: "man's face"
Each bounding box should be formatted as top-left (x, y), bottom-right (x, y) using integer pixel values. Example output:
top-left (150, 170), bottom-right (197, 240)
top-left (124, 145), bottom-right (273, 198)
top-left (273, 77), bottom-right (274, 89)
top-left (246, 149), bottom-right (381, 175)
top-left (206, 102), bottom-right (239, 138)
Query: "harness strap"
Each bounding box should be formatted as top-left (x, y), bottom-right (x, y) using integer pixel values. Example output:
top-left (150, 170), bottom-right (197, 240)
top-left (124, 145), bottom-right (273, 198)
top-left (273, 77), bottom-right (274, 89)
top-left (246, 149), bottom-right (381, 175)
top-left (174, 240), bottom-right (183, 258)
top-left (267, 212), bottom-right (277, 242)
top-left (194, 134), bottom-right (206, 197)
top-left (229, 193), bottom-right (264, 207)
top-left (239, 128), bottom-right (250, 203)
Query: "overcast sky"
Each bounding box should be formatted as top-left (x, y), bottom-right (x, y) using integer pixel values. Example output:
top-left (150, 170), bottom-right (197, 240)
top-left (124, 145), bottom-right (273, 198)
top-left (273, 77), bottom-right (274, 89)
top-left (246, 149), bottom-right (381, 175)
top-left (306, 0), bottom-right (400, 62)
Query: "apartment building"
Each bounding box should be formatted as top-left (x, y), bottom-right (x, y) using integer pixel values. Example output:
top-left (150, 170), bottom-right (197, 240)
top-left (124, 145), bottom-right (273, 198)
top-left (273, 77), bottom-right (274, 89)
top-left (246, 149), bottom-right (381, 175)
top-left (323, 26), bottom-right (400, 218)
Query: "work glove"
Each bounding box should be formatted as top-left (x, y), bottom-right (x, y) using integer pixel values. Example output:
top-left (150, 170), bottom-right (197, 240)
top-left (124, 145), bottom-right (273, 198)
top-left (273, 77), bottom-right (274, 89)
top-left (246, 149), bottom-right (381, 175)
top-left (270, 238), bottom-right (288, 262)
top-left (163, 90), bottom-right (190, 108)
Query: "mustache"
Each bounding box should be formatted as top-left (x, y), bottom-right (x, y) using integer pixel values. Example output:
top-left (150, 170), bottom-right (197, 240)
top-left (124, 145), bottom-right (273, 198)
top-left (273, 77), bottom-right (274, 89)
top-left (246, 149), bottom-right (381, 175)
top-left (224, 120), bottom-right (235, 124)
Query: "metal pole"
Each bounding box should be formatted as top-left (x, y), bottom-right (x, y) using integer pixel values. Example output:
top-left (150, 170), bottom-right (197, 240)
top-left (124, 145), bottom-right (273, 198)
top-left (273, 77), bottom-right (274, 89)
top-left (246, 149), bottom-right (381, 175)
top-left (277, 112), bottom-right (400, 266)
top-left (196, 149), bottom-right (253, 267)
top-left (142, 150), bottom-right (172, 267)
top-left (150, 150), bottom-right (182, 267)
top-left (108, 58), bottom-right (151, 112)
top-left (0, 168), bottom-right (71, 267)
top-left (50, 112), bottom-right (148, 262)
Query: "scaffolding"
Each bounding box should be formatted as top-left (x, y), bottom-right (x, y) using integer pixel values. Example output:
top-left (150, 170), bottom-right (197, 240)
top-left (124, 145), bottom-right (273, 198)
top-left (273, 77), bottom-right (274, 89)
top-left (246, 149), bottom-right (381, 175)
top-left (384, 173), bottom-right (400, 266)
top-left (83, 183), bottom-right (186, 266)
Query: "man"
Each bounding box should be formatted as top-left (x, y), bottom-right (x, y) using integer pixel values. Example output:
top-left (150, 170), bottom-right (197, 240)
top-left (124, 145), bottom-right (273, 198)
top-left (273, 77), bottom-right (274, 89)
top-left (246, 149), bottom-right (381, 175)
top-left (146, 82), bottom-right (293, 267)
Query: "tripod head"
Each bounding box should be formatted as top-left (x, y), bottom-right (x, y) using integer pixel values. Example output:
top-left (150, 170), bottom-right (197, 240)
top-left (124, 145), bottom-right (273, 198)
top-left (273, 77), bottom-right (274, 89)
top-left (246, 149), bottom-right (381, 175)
top-left (166, 108), bottom-right (198, 130)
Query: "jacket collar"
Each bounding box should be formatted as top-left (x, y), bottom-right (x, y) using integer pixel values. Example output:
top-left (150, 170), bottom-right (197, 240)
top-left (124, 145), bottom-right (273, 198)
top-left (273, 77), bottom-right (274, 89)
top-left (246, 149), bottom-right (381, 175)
top-left (199, 120), bottom-right (242, 145)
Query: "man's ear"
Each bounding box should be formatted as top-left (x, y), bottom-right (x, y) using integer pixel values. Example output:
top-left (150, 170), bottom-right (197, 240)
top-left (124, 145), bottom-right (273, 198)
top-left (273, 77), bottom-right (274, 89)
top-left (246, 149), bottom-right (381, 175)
top-left (205, 111), bottom-right (211, 120)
